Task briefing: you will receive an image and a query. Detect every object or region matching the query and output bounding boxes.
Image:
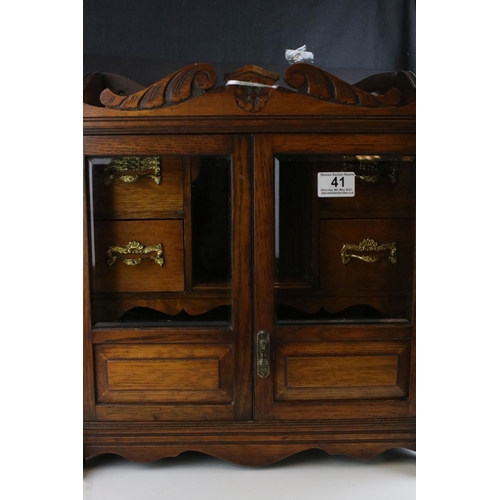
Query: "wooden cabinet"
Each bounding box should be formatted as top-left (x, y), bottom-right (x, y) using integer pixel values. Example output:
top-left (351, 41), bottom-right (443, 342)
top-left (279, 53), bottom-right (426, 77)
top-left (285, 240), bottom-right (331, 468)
top-left (83, 63), bottom-right (416, 465)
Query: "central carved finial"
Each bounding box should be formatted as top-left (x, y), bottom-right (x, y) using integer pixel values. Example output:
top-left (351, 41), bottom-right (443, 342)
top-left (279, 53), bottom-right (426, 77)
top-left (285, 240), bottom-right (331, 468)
top-left (224, 65), bottom-right (279, 113)
top-left (233, 85), bottom-right (270, 112)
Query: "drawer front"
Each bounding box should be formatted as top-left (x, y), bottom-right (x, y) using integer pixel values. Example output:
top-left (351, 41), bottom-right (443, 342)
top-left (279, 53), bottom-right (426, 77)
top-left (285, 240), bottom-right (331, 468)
top-left (274, 339), bottom-right (411, 401)
top-left (95, 343), bottom-right (233, 404)
top-left (319, 219), bottom-right (415, 294)
top-left (93, 220), bottom-right (185, 293)
top-left (89, 156), bottom-right (184, 219)
top-left (317, 158), bottom-right (415, 218)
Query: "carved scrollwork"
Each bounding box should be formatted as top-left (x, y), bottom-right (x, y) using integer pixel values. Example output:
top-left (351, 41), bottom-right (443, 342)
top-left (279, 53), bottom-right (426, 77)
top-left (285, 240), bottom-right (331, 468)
top-left (284, 64), bottom-right (403, 107)
top-left (100, 63), bottom-right (217, 110)
top-left (353, 70), bottom-right (416, 106)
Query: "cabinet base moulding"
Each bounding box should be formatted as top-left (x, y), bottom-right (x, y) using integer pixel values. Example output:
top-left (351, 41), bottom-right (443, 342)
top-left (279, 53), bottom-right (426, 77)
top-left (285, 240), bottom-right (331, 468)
top-left (83, 419), bottom-right (416, 466)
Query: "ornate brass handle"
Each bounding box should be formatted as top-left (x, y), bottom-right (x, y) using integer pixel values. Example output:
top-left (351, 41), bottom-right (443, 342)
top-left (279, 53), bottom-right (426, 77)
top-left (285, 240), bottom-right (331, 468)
top-left (341, 238), bottom-right (397, 265)
top-left (106, 241), bottom-right (164, 267)
top-left (103, 157), bottom-right (161, 185)
top-left (257, 330), bottom-right (271, 379)
top-left (342, 156), bottom-right (398, 184)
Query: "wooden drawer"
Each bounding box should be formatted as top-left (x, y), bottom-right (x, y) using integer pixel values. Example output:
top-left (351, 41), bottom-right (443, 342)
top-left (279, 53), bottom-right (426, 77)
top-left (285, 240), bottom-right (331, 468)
top-left (274, 339), bottom-right (411, 401)
top-left (95, 343), bottom-right (233, 404)
top-left (317, 157), bottom-right (415, 218)
top-left (89, 156), bottom-right (184, 219)
top-left (319, 219), bottom-right (415, 294)
top-left (93, 220), bottom-right (185, 293)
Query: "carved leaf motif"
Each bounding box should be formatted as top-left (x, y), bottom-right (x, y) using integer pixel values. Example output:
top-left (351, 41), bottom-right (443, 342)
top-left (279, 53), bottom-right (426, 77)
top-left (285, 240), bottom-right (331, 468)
top-left (285, 64), bottom-right (402, 107)
top-left (100, 63), bottom-right (217, 110)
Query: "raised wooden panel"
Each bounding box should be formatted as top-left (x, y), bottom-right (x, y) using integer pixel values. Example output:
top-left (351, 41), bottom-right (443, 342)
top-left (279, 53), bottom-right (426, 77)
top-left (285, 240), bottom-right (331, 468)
top-left (93, 220), bottom-right (184, 293)
top-left (107, 359), bottom-right (219, 391)
top-left (287, 356), bottom-right (397, 387)
top-left (275, 339), bottom-right (410, 401)
top-left (95, 343), bottom-right (233, 404)
top-left (89, 156), bottom-right (184, 219)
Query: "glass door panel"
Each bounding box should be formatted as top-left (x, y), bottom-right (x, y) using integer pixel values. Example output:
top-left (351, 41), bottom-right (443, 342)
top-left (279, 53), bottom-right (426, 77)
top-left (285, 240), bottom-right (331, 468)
top-left (87, 155), bottom-right (232, 327)
top-left (274, 154), bottom-right (416, 324)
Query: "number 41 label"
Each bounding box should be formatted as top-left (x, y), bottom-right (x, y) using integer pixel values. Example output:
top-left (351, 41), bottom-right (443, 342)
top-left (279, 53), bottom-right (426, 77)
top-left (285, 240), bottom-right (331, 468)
top-left (317, 172), bottom-right (355, 197)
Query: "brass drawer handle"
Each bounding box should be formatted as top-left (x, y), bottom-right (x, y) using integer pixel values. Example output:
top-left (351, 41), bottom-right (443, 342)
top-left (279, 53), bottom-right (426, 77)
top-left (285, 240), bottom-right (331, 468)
top-left (341, 238), bottom-right (397, 265)
top-left (342, 156), bottom-right (398, 185)
top-left (103, 157), bottom-right (161, 185)
top-left (257, 330), bottom-right (271, 379)
top-left (106, 241), bottom-right (164, 267)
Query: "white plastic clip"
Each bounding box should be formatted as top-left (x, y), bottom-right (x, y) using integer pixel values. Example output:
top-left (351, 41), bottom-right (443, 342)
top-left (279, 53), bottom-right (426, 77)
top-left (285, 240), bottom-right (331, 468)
top-left (226, 80), bottom-right (279, 89)
top-left (285, 45), bottom-right (314, 64)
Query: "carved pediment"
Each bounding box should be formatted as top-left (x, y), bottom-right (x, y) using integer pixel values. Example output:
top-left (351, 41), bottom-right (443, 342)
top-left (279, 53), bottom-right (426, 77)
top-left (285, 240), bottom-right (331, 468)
top-left (284, 64), bottom-right (414, 107)
top-left (83, 63), bottom-right (416, 115)
top-left (98, 63), bottom-right (217, 110)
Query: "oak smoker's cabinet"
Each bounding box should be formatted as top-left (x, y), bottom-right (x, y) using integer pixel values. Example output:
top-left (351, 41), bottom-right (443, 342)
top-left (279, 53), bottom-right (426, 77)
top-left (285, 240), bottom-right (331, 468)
top-left (83, 63), bottom-right (416, 466)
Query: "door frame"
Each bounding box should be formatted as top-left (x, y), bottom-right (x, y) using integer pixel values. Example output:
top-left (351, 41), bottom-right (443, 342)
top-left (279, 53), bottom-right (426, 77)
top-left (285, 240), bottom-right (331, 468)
top-left (252, 133), bottom-right (416, 421)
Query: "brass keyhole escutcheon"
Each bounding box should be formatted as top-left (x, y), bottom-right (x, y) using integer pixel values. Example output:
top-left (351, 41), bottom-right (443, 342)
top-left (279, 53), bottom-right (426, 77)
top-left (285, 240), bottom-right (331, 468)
top-left (257, 330), bottom-right (271, 379)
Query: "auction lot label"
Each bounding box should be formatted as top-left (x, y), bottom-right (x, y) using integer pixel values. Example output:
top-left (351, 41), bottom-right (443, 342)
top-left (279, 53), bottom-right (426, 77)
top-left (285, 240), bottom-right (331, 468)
top-left (317, 172), bottom-right (355, 197)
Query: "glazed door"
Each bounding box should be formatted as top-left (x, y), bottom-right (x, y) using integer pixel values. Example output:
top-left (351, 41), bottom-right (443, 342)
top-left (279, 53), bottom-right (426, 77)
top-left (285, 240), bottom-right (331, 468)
top-left (83, 135), bottom-right (253, 422)
top-left (253, 134), bottom-right (416, 421)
